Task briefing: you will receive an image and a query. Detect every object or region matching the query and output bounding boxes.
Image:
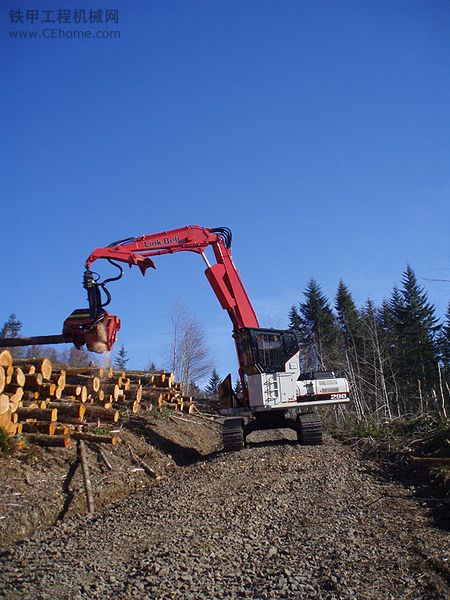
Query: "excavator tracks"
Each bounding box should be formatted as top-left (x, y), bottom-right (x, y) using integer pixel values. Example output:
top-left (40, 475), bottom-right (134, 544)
top-left (297, 413), bottom-right (323, 446)
top-left (222, 418), bottom-right (245, 452)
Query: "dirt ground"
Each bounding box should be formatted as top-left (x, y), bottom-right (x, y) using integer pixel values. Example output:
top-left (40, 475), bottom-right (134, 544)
top-left (0, 409), bottom-right (222, 548)
top-left (0, 414), bottom-right (448, 599)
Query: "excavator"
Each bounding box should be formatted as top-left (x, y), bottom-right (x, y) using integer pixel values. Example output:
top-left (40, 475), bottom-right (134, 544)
top-left (0, 225), bottom-right (350, 450)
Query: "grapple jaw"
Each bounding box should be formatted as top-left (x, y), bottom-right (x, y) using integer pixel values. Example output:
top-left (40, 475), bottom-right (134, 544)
top-left (63, 310), bottom-right (121, 353)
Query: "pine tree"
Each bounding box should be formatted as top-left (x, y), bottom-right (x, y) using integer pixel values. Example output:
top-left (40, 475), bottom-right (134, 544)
top-left (234, 377), bottom-right (243, 398)
top-left (1, 313), bottom-right (23, 358)
top-left (335, 280), bottom-right (362, 353)
top-left (389, 265), bottom-right (440, 398)
top-left (148, 361), bottom-right (156, 371)
top-left (204, 368), bottom-right (221, 398)
top-left (1, 314), bottom-right (22, 338)
top-left (288, 305), bottom-right (302, 331)
top-left (299, 279), bottom-right (340, 370)
top-left (437, 302), bottom-right (450, 371)
top-left (114, 344), bottom-right (129, 370)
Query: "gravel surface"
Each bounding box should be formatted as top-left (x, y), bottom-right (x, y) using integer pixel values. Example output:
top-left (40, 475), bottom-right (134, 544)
top-left (0, 430), bottom-right (448, 599)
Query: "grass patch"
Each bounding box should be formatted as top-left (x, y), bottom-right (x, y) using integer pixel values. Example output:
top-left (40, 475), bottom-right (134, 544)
top-left (90, 427), bottom-right (112, 436)
top-left (0, 427), bottom-right (14, 455)
top-left (336, 414), bottom-right (449, 459)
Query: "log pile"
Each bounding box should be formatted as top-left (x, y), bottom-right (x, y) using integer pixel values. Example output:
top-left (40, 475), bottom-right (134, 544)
top-left (0, 350), bottom-right (195, 448)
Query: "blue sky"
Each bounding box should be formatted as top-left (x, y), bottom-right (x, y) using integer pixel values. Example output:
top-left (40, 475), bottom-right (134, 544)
top-left (1, 1), bottom-right (449, 382)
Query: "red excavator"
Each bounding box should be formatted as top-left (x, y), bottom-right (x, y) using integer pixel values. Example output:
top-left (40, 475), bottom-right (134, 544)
top-left (0, 226), bottom-right (349, 450)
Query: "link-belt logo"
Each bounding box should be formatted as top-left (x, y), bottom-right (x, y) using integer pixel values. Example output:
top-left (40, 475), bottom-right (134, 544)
top-left (143, 236), bottom-right (181, 248)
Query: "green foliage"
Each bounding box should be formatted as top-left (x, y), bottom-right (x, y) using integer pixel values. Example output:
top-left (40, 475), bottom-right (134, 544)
top-left (437, 302), bottom-right (450, 370)
top-left (204, 368), bottom-right (221, 398)
top-left (335, 280), bottom-right (361, 348)
top-left (288, 264), bottom-right (449, 423)
top-left (234, 377), bottom-right (243, 397)
top-left (1, 313), bottom-right (22, 338)
top-left (91, 427), bottom-right (111, 436)
top-left (298, 279), bottom-right (340, 370)
top-left (288, 305), bottom-right (302, 331)
top-left (351, 421), bottom-right (387, 441)
top-left (114, 344), bottom-right (129, 370)
top-left (349, 416), bottom-right (449, 457)
top-left (1, 313), bottom-right (23, 358)
top-left (389, 266), bottom-right (440, 398)
top-left (0, 427), bottom-right (14, 455)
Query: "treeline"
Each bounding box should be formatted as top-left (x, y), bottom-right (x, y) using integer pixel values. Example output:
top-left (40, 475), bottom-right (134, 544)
top-left (289, 265), bottom-right (449, 422)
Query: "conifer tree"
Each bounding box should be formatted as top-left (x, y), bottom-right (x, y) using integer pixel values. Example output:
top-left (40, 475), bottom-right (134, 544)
top-left (1, 313), bottom-right (23, 358)
top-left (114, 344), bottom-right (129, 370)
top-left (204, 368), bottom-right (221, 398)
top-left (234, 377), bottom-right (243, 398)
top-left (1, 314), bottom-right (22, 338)
top-left (299, 279), bottom-right (340, 370)
top-left (288, 305), bottom-right (302, 331)
top-left (335, 280), bottom-right (361, 348)
top-left (437, 302), bottom-right (450, 371)
top-left (389, 265), bottom-right (439, 397)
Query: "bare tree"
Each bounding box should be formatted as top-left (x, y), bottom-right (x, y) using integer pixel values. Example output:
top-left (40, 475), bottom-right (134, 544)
top-left (167, 302), bottom-right (214, 392)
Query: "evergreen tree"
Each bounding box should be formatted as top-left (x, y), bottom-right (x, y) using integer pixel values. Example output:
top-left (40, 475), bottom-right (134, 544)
top-left (148, 361), bottom-right (156, 371)
top-left (299, 279), bottom-right (340, 370)
top-left (335, 280), bottom-right (361, 348)
top-left (204, 368), bottom-right (221, 397)
top-left (114, 344), bottom-right (129, 370)
top-left (234, 377), bottom-right (243, 398)
top-left (1, 313), bottom-right (23, 358)
top-left (389, 265), bottom-right (440, 397)
top-left (1, 314), bottom-right (22, 338)
top-left (288, 305), bottom-right (302, 331)
top-left (437, 302), bottom-right (450, 371)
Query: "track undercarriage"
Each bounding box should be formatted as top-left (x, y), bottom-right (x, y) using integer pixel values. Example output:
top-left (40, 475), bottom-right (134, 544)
top-left (222, 410), bottom-right (323, 452)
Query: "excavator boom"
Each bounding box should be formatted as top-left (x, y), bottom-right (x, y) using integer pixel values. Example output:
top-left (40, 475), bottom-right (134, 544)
top-left (84, 225), bottom-right (259, 332)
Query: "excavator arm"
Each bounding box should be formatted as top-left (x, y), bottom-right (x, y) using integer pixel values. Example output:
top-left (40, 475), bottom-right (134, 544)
top-left (62, 226), bottom-right (259, 352)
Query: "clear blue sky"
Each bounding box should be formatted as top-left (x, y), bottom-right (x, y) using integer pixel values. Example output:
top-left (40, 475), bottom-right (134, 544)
top-left (1, 1), bottom-right (449, 381)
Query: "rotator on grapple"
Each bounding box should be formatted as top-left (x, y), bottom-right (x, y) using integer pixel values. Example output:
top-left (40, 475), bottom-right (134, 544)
top-left (0, 225), bottom-right (350, 450)
top-left (62, 267), bottom-right (121, 353)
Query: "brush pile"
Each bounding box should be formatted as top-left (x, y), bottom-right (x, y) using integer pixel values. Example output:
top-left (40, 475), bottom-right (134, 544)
top-left (0, 350), bottom-right (195, 448)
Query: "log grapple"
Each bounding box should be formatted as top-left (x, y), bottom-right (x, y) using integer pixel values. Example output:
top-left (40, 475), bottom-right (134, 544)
top-left (62, 269), bottom-right (121, 353)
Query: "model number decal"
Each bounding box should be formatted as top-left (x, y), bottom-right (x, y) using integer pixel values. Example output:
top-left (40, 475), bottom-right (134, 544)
top-left (331, 393), bottom-right (348, 399)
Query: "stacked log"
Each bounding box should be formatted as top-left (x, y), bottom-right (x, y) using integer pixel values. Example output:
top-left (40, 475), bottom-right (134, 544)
top-left (0, 352), bottom-right (127, 447)
top-left (0, 350), bottom-right (195, 448)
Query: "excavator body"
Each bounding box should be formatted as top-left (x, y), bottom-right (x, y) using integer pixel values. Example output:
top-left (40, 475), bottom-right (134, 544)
top-left (0, 225), bottom-right (350, 451)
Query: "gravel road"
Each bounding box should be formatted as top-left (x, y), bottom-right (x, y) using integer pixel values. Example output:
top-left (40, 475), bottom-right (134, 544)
top-left (0, 431), bottom-right (448, 599)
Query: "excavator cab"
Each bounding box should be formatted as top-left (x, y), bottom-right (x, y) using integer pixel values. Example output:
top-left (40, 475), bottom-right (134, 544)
top-left (234, 327), bottom-right (299, 375)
